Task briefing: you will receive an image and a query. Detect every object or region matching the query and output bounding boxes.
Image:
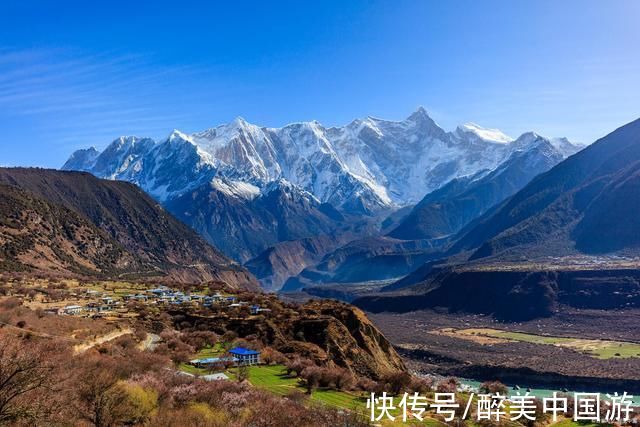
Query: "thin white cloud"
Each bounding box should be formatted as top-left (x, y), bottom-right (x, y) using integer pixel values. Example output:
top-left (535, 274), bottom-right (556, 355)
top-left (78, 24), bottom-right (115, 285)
top-left (0, 47), bottom-right (212, 157)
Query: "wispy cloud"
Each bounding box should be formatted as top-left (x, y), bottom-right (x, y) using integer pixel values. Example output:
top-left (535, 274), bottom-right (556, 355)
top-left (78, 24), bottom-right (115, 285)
top-left (0, 48), bottom-right (211, 157)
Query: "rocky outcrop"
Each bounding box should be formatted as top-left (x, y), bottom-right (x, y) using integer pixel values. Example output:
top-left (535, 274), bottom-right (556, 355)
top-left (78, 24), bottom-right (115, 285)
top-left (300, 300), bottom-right (407, 379)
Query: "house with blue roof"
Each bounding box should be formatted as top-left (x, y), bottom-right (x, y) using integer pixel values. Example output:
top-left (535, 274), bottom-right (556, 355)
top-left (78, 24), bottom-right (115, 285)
top-left (228, 347), bottom-right (261, 365)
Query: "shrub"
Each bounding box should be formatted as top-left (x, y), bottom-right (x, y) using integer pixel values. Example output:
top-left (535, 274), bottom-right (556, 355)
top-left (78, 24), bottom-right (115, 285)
top-left (479, 380), bottom-right (508, 395)
top-left (436, 377), bottom-right (460, 393)
top-left (285, 358), bottom-right (313, 377)
top-left (382, 371), bottom-right (413, 395)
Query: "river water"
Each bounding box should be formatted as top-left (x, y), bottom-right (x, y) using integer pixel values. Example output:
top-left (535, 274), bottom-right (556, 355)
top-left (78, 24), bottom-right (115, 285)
top-left (458, 378), bottom-right (640, 405)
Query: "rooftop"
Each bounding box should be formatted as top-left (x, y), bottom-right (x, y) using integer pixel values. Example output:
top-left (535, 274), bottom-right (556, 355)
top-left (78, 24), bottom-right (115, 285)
top-left (229, 347), bottom-right (260, 356)
top-left (190, 356), bottom-right (235, 364)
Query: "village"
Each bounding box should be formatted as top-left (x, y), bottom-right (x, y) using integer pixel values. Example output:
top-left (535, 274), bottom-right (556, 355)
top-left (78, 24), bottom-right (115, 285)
top-left (0, 277), bottom-right (273, 375)
top-left (15, 283), bottom-right (273, 319)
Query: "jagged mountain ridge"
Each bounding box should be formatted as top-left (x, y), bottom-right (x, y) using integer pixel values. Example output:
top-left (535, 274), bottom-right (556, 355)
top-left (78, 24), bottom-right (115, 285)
top-left (64, 108), bottom-right (581, 214)
top-left (163, 177), bottom-right (349, 263)
top-left (450, 117), bottom-right (640, 259)
top-left (277, 134), bottom-right (580, 289)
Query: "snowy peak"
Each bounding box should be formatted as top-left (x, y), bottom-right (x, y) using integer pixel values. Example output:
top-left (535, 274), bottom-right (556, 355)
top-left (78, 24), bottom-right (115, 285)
top-left (407, 106), bottom-right (433, 124)
top-left (88, 136), bottom-right (154, 179)
top-left (62, 147), bottom-right (100, 171)
top-left (62, 108), bottom-right (583, 213)
top-left (550, 137), bottom-right (585, 157)
top-left (168, 129), bottom-right (193, 143)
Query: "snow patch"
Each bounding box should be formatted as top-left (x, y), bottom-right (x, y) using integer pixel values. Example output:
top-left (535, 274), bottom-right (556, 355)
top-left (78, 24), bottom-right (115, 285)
top-left (458, 123), bottom-right (513, 144)
top-left (212, 177), bottom-right (260, 200)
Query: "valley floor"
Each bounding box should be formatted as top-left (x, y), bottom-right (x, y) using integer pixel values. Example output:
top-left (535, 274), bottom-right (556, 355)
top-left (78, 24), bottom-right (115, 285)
top-left (369, 307), bottom-right (640, 392)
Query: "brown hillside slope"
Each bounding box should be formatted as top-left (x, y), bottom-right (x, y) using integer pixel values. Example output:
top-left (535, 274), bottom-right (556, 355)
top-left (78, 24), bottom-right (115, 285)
top-left (0, 168), bottom-right (258, 290)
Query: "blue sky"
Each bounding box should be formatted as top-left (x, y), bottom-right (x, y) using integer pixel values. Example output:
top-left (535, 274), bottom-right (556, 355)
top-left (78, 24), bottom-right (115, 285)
top-left (1, 0), bottom-right (639, 168)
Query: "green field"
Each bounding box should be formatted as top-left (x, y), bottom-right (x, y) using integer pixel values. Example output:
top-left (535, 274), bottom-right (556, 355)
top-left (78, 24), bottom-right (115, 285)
top-left (450, 328), bottom-right (640, 359)
top-left (196, 342), bottom-right (226, 358)
top-left (228, 364), bottom-right (365, 409)
top-left (230, 365), bottom-right (455, 426)
top-left (182, 363), bottom-right (602, 426)
top-left (177, 363), bottom-right (208, 375)
top-left (177, 343), bottom-right (229, 375)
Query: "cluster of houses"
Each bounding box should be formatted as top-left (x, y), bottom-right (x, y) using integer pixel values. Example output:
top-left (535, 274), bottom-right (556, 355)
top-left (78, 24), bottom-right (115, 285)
top-left (50, 286), bottom-right (272, 318)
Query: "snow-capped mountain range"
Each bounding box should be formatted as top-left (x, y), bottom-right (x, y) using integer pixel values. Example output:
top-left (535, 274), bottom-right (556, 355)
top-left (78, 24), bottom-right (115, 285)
top-left (63, 107), bottom-right (582, 214)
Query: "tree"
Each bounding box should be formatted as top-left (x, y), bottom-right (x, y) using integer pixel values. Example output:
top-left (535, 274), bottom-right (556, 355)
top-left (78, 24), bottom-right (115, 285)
top-left (325, 367), bottom-right (354, 390)
top-left (75, 357), bottom-right (131, 427)
top-left (236, 364), bottom-right (250, 383)
top-left (221, 331), bottom-right (237, 350)
top-left (383, 371), bottom-right (412, 395)
top-left (409, 376), bottom-right (433, 393)
top-left (285, 358), bottom-right (312, 377)
top-left (300, 366), bottom-right (323, 394)
top-left (436, 377), bottom-right (460, 393)
top-left (0, 333), bottom-right (55, 424)
top-left (260, 347), bottom-right (285, 365)
top-left (120, 383), bottom-right (158, 424)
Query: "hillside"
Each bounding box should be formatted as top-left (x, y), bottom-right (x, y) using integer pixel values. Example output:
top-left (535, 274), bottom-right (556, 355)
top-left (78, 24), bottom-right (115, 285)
top-left (356, 265), bottom-right (640, 320)
top-left (273, 134), bottom-right (579, 289)
top-left (245, 235), bottom-right (344, 292)
top-left (165, 178), bottom-right (348, 262)
top-left (170, 298), bottom-right (406, 380)
top-left (0, 168), bottom-right (258, 289)
top-left (451, 117), bottom-right (640, 259)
